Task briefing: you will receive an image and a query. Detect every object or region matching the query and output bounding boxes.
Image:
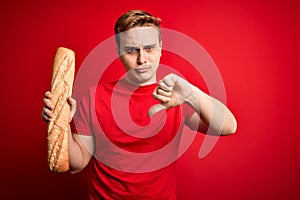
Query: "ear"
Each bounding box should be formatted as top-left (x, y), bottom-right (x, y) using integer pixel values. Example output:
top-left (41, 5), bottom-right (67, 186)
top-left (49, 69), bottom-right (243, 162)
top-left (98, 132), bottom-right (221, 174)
top-left (118, 48), bottom-right (125, 64)
top-left (117, 47), bottom-right (125, 64)
top-left (116, 46), bottom-right (120, 57)
top-left (159, 41), bottom-right (162, 57)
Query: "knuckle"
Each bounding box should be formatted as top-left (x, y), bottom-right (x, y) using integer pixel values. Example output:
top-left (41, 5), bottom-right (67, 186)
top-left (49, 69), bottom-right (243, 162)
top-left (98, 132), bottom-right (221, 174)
top-left (45, 91), bottom-right (51, 98)
top-left (43, 109), bottom-right (49, 116)
top-left (152, 92), bottom-right (157, 98)
top-left (167, 73), bottom-right (174, 79)
top-left (158, 80), bottom-right (164, 85)
top-left (45, 100), bottom-right (51, 108)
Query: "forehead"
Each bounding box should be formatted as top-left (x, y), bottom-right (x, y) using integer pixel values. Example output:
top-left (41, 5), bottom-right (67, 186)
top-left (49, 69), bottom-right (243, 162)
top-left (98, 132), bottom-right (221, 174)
top-left (119, 27), bottom-right (160, 46)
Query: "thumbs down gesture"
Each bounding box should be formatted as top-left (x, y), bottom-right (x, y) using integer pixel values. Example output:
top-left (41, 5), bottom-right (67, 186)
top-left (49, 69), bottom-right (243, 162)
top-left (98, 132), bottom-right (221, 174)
top-left (148, 74), bottom-right (193, 117)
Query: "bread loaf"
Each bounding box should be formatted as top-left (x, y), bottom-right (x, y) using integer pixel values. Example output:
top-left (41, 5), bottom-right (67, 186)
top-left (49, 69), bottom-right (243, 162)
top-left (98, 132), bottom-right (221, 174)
top-left (47, 47), bottom-right (75, 172)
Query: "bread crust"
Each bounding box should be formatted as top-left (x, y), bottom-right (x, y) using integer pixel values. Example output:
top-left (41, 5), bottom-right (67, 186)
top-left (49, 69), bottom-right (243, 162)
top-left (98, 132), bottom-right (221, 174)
top-left (47, 47), bottom-right (75, 172)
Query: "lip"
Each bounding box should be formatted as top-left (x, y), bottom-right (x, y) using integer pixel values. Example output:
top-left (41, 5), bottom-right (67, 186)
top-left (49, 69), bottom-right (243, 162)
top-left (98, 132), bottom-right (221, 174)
top-left (134, 66), bottom-right (151, 73)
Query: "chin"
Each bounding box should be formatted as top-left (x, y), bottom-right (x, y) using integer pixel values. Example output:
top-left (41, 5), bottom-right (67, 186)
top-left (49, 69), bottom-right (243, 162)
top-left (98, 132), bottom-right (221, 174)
top-left (127, 73), bottom-right (156, 85)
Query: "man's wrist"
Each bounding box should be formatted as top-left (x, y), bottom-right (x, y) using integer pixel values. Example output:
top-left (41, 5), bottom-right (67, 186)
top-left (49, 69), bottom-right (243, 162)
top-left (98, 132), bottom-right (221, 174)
top-left (184, 84), bottom-right (199, 108)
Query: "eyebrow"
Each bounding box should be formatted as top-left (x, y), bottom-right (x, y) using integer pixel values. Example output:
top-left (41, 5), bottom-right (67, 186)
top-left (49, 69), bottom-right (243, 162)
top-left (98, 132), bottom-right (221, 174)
top-left (124, 44), bottom-right (157, 49)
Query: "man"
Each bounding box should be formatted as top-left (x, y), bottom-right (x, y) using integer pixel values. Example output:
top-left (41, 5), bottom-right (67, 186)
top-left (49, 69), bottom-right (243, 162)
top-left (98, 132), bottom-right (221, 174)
top-left (42, 10), bottom-right (237, 200)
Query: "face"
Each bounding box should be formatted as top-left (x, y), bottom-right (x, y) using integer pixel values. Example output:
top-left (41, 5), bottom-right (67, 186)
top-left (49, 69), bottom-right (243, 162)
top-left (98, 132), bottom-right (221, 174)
top-left (118, 26), bottom-right (162, 85)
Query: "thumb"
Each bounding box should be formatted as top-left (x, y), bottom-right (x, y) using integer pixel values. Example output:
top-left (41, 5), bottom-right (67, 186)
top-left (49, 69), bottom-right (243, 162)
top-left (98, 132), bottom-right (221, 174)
top-left (148, 103), bottom-right (168, 117)
top-left (67, 97), bottom-right (76, 122)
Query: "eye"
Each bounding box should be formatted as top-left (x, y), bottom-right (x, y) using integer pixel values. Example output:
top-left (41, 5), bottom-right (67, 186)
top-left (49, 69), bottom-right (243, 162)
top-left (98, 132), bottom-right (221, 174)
top-left (144, 46), bottom-right (154, 52)
top-left (126, 48), bottom-right (138, 54)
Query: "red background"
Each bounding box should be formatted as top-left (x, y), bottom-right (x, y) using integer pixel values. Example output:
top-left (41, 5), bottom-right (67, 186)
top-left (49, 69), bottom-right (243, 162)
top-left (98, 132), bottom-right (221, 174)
top-left (1, 0), bottom-right (300, 199)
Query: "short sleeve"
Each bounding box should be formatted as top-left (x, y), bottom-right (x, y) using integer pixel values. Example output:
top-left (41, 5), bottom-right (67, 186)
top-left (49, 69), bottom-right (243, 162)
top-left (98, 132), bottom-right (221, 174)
top-left (70, 92), bottom-right (93, 136)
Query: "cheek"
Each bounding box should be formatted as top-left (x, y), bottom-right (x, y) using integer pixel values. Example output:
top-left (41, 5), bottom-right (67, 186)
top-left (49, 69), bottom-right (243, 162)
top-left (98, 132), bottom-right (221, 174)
top-left (149, 53), bottom-right (161, 63)
top-left (121, 56), bottom-right (135, 69)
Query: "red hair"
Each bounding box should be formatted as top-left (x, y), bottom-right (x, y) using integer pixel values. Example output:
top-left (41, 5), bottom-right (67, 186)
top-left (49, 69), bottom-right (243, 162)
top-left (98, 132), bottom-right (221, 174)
top-left (114, 10), bottom-right (161, 48)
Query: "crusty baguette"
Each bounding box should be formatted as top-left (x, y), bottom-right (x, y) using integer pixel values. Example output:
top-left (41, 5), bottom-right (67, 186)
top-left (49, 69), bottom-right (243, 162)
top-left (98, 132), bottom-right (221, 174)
top-left (47, 47), bottom-right (75, 172)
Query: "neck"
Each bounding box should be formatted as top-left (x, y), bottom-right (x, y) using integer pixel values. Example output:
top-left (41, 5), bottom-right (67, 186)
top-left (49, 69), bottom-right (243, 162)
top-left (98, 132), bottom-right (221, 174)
top-left (125, 76), bottom-right (157, 86)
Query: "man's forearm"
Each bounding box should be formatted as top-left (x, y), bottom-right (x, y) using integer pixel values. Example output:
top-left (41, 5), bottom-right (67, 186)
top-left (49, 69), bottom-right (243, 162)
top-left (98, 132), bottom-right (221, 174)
top-left (68, 126), bottom-right (92, 173)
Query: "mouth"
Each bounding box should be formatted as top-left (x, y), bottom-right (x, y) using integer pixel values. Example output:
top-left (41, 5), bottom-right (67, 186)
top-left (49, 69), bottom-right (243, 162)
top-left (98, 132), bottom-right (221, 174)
top-left (134, 65), bottom-right (151, 73)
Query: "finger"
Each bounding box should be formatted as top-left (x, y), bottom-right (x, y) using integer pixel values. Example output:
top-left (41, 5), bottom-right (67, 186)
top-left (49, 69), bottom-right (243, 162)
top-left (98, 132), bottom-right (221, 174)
top-left (162, 75), bottom-right (176, 88)
top-left (43, 98), bottom-right (54, 110)
top-left (158, 80), bottom-right (173, 92)
top-left (43, 107), bottom-right (54, 119)
top-left (153, 91), bottom-right (171, 102)
top-left (148, 103), bottom-right (168, 117)
top-left (42, 114), bottom-right (51, 122)
top-left (42, 110), bottom-right (51, 122)
top-left (156, 88), bottom-right (172, 97)
top-left (45, 91), bottom-right (52, 99)
top-left (67, 97), bottom-right (76, 122)
top-left (67, 97), bottom-right (76, 107)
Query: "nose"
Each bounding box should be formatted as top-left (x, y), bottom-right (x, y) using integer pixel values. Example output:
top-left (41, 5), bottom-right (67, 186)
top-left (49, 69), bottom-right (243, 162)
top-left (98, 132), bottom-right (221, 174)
top-left (137, 50), bottom-right (146, 65)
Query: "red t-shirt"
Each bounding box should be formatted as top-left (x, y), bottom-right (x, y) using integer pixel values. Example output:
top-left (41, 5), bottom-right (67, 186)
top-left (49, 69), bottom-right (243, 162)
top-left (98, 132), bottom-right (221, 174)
top-left (72, 79), bottom-right (194, 200)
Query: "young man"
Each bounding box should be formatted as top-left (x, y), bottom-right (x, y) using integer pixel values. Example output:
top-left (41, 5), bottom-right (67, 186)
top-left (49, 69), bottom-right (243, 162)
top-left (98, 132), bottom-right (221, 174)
top-left (42, 10), bottom-right (237, 200)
